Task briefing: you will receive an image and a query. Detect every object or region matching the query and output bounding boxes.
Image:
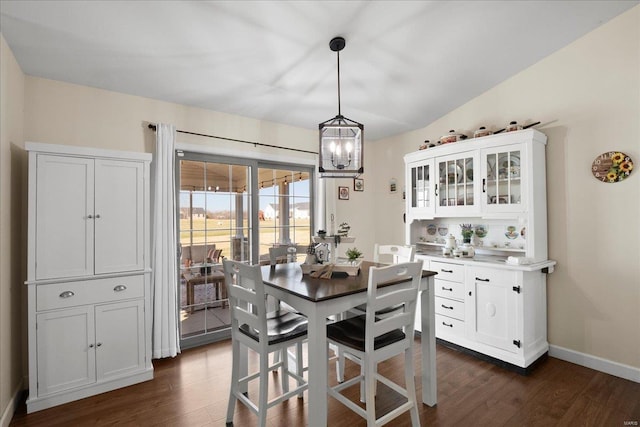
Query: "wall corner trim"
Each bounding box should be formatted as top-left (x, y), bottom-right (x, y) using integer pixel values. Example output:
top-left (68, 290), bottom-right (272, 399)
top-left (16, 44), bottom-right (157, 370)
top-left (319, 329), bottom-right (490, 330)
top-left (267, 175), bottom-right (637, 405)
top-left (549, 345), bottom-right (640, 383)
top-left (0, 380), bottom-right (24, 427)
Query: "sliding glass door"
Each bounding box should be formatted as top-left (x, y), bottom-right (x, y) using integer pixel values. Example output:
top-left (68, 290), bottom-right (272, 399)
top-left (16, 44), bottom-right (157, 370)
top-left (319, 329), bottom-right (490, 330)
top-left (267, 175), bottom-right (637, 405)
top-left (176, 152), bottom-right (313, 348)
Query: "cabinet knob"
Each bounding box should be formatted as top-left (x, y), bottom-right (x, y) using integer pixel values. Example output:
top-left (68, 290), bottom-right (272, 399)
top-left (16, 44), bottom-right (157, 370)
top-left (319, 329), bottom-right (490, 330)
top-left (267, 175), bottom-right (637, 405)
top-left (96, 342), bottom-right (102, 347)
top-left (89, 344), bottom-right (94, 348)
top-left (59, 290), bottom-right (75, 299)
top-left (87, 215), bottom-right (93, 219)
top-left (95, 214), bottom-right (101, 219)
top-left (113, 285), bottom-right (127, 292)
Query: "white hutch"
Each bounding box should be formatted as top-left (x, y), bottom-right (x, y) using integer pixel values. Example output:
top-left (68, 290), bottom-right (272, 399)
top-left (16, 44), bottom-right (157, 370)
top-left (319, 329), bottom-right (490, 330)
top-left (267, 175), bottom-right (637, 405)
top-left (405, 129), bottom-right (555, 373)
top-left (25, 142), bottom-right (153, 412)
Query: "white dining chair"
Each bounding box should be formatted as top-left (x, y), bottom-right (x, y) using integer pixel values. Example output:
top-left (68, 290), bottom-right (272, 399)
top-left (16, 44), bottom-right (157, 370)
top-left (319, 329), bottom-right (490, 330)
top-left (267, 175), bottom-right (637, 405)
top-left (326, 262), bottom-right (423, 426)
top-left (337, 244), bottom-right (416, 382)
top-left (372, 243), bottom-right (416, 264)
top-left (223, 259), bottom-right (308, 427)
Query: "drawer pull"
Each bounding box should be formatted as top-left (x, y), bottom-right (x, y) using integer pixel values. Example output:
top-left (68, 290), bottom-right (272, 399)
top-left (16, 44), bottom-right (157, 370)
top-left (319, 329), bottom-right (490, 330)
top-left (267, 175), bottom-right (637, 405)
top-left (113, 285), bottom-right (127, 292)
top-left (476, 277), bottom-right (490, 282)
top-left (441, 304), bottom-right (454, 310)
top-left (441, 269), bottom-right (453, 273)
top-left (442, 321), bottom-right (453, 328)
top-left (59, 291), bottom-right (75, 299)
top-left (441, 286), bottom-right (453, 292)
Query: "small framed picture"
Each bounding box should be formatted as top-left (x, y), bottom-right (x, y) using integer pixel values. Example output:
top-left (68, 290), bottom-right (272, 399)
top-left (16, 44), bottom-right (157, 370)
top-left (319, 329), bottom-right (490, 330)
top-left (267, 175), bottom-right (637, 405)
top-left (389, 178), bottom-right (397, 193)
top-left (338, 186), bottom-right (349, 200)
top-left (354, 178), bottom-right (364, 192)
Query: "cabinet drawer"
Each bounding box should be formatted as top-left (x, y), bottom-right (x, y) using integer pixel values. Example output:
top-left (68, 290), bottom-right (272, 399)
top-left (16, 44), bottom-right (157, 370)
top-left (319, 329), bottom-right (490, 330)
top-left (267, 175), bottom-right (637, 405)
top-left (435, 296), bottom-right (464, 321)
top-left (37, 275), bottom-right (144, 311)
top-left (470, 267), bottom-right (517, 284)
top-left (431, 260), bottom-right (464, 282)
top-left (435, 314), bottom-right (465, 339)
top-left (434, 278), bottom-right (465, 300)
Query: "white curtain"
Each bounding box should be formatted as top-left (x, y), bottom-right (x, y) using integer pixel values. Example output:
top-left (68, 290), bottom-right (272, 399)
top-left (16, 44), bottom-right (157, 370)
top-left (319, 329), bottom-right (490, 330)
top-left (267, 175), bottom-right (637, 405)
top-left (151, 123), bottom-right (181, 358)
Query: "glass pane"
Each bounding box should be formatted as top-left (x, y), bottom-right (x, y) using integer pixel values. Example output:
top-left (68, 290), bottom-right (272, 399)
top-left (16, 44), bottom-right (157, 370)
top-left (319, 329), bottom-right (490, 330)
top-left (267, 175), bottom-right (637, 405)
top-left (258, 166), bottom-right (311, 264)
top-left (179, 160), bottom-right (249, 340)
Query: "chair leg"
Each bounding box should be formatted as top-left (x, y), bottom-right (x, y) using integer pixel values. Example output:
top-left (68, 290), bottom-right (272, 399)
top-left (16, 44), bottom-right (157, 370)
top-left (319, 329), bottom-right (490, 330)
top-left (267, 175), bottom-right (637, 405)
top-left (226, 339), bottom-right (240, 424)
top-left (405, 348), bottom-right (420, 426)
top-left (281, 347), bottom-right (289, 394)
top-left (337, 349), bottom-right (345, 383)
top-left (258, 349), bottom-right (269, 427)
top-left (296, 342), bottom-right (304, 398)
top-left (364, 355), bottom-right (377, 425)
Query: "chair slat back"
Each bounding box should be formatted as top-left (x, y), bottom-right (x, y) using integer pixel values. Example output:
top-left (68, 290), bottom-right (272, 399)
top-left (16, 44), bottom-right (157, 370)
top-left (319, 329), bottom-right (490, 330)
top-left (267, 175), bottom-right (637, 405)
top-left (365, 262), bottom-right (422, 353)
top-left (223, 259), bottom-right (269, 343)
top-left (268, 245), bottom-right (300, 265)
top-left (373, 244), bottom-right (415, 264)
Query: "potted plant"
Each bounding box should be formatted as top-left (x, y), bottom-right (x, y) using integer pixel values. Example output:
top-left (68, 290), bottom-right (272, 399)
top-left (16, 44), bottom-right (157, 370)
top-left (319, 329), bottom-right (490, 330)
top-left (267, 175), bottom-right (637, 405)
top-left (345, 247), bottom-right (363, 264)
top-left (460, 223), bottom-right (474, 244)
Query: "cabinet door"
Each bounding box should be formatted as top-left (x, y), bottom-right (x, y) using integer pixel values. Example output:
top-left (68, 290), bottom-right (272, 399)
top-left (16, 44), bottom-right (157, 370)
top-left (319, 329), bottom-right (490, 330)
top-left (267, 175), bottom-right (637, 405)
top-left (35, 155), bottom-right (95, 280)
top-left (435, 152), bottom-right (480, 216)
top-left (467, 271), bottom-right (518, 353)
top-left (406, 159), bottom-right (435, 218)
top-left (481, 145), bottom-right (525, 213)
top-left (94, 159), bottom-right (144, 274)
top-left (95, 300), bottom-right (146, 380)
top-left (36, 306), bottom-right (96, 396)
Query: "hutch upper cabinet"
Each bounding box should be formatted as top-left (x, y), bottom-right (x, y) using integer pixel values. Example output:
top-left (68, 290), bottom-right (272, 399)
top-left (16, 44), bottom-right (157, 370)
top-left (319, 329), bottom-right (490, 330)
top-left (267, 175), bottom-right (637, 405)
top-left (406, 129), bottom-right (547, 222)
top-left (25, 142), bottom-right (153, 413)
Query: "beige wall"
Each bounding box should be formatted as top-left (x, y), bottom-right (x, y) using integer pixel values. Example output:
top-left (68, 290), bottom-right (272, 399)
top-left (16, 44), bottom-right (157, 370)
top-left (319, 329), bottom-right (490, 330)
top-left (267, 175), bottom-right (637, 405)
top-left (342, 6), bottom-right (640, 368)
top-left (0, 34), bottom-right (26, 426)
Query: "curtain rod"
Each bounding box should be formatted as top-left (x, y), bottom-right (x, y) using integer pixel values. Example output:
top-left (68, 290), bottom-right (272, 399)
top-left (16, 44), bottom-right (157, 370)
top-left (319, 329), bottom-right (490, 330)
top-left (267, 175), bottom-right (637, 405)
top-left (147, 123), bottom-right (318, 155)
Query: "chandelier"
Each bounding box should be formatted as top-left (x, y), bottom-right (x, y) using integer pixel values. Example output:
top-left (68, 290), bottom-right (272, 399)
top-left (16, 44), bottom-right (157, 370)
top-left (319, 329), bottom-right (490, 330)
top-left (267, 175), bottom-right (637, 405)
top-left (319, 37), bottom-right (364, 178)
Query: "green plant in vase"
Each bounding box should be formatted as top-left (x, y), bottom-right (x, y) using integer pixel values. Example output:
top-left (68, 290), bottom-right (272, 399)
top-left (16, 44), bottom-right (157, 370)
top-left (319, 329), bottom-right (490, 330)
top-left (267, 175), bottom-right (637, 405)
top-left (345, 247), bottom-right (363, 264)
top-left (460, 223), bottom-right (474, 244)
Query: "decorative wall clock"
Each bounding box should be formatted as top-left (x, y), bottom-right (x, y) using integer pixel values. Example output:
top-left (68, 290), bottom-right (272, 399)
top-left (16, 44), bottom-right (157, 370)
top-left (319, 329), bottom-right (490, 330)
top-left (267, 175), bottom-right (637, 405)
top-left (591, 151), bottom-right (634, 183)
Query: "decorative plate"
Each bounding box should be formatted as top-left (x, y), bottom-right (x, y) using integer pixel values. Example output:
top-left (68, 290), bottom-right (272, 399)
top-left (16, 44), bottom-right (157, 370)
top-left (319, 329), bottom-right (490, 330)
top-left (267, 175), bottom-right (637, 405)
top-left (498, 153), bottom-right (520, 179)
top-left (427, 224), bottom-right (437, 235)
top-left (505, 225), bottom-right (519, 240)
top-left (465, 159), bottom-right (474, 182)
top-left (437, 226), bottom-right (449, 236)
top-left (474, 225), bottom-right (487, 238)
top-left (591, 151), bottom-right (634, 183)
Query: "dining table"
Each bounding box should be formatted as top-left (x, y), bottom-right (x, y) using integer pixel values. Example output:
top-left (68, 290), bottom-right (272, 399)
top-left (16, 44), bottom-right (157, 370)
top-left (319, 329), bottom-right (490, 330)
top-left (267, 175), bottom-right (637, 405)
top-left (260, 261), bottom-right (437, 427)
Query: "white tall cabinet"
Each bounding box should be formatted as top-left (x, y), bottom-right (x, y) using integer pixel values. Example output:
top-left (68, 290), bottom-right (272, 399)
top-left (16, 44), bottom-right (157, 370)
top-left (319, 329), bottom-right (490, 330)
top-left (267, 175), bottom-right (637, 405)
top-left (405, 130), bottom-right (555, 372)
top-left (25, 142), bottom-right (153, 413)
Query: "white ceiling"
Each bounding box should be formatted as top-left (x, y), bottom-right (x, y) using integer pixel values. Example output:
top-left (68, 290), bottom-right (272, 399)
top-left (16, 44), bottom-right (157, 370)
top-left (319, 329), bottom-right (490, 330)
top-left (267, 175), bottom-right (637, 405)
top-left (1, 1), bottom-right (637, 141)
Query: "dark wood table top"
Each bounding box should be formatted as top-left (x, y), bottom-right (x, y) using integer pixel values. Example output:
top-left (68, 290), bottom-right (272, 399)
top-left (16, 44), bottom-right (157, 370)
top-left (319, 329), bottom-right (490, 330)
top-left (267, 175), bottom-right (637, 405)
top-left (261, 261), bottom-right (436, 303)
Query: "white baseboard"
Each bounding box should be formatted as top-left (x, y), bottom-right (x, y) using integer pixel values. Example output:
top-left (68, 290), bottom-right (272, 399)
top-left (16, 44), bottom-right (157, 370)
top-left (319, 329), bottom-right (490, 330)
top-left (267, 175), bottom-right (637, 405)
top-left (549, 345), bottom-right (640, 383)
top-left (0, 381), bottom-right (23, 427)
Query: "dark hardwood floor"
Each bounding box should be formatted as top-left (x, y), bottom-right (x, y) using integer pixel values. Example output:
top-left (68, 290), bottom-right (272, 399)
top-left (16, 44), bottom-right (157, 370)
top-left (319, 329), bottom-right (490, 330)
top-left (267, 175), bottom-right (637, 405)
top-left (10, 339), bottom-right (640, 426)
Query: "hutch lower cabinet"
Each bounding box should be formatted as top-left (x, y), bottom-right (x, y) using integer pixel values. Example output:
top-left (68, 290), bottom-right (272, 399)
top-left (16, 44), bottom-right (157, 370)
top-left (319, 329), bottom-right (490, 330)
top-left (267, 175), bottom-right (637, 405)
top-left (416, 256), bottom-right (552, 372)
top-left (25, 142), bottom-right (153, 413)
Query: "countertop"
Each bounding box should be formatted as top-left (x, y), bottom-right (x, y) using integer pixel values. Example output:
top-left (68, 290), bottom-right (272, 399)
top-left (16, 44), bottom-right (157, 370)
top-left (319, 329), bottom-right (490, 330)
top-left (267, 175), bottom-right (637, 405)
top-left (415, 250), bottom-right (556, 272)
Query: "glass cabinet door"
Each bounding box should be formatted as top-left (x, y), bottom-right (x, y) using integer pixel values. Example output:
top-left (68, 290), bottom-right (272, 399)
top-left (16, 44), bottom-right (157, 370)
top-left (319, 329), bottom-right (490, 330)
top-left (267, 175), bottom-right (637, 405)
top-left (484, 147), bottom-right (522, 211)
top-left (410, 162), bottom-right (431, 209)
top-left (437, 154), bottom-right (476, 211)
